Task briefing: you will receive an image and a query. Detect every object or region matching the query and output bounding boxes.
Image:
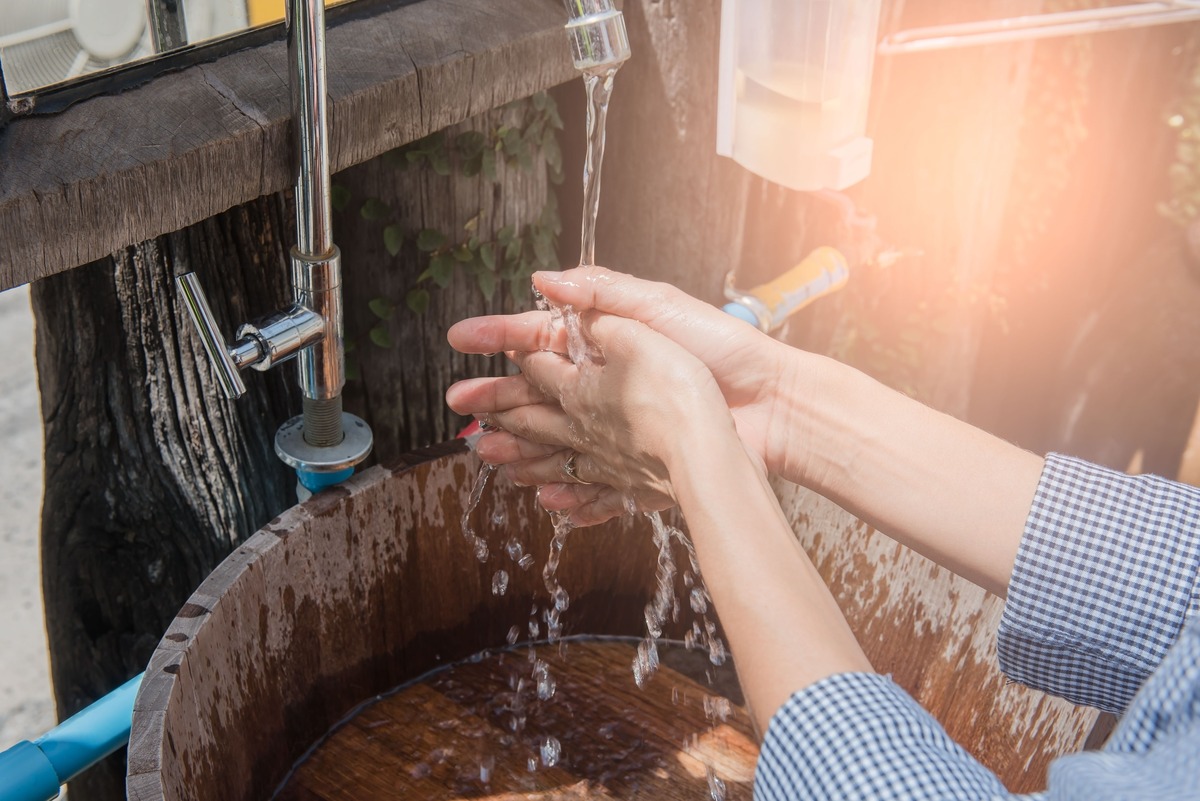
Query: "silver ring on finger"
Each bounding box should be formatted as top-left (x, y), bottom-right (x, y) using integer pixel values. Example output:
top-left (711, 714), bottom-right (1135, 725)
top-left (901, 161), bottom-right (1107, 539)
top-left (561, 451), bottom-right (594, 484)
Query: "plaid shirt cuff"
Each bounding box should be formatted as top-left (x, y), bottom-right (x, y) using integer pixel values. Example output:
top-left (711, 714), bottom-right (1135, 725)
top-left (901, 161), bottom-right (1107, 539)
top-left (997, 453), bottom-right (1200, 714)
top-left (755, 672), bottom-right (1008, 801)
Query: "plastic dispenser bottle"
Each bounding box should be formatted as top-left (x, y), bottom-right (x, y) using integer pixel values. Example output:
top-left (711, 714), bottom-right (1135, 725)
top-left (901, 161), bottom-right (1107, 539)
top-left (716, 0), bottom-right (883, 191)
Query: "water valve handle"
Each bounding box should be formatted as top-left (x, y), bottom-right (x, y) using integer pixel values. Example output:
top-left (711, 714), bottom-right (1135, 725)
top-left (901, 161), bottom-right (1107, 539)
top-left (723, 247), bottom-right (850, 333)
top-left (176, 273), bottom-right (252, 400)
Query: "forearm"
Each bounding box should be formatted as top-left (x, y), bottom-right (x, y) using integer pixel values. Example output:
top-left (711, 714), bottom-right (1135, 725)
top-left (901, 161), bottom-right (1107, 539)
top-left (667, 416), bottom-right (872, 732)
top-left (775, 354), bottom-right (1043, 598)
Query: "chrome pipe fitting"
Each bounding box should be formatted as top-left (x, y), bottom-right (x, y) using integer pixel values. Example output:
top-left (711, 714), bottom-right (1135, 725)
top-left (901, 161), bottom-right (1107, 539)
top-left (291, 246), bottom-right (343, 400)
top-left (236, 304), bottom-right (325, 372)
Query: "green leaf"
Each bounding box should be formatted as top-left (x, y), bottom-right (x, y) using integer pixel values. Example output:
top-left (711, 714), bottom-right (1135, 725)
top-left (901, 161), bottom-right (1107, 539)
top-left (454, 244), bottom-right (474, 263)
top-left (429, 148), bottom-right (451, 176)
top-left (505, 236), bottom-right (523, 266)
top-left (497, 224), bottom-right (516, 245)
top-left (480, 243), bottom-right (496, 271)
top-left (543, 134), bottom-right (562, 175)
top-left (429, 253), bottom-right (455, 288)
top-left (368, 297), bottom-right (394, 320)
top-left (482, 148), bottom-right (497, 182)
top-left (533, 228), bottom-right (556, 267)
top-left (369, 324), bottom-right (393, 349)
top-left (360, 198), bottom-right (390, 221)
top-left (455, 130), bottom-right (488, 160)
top-left (532, 92), bottom-right (548, 111)
top-left (477, 268), bottom-right (496, 301)
top-left (517, 148), bottom-right (534, 172)
top-left (383, 224), bottom-right (404, 257)
top-left (416, 228), bottom-right (448, 252)
top-left (331, 184), bottom-right (351, 212)
top-left (406, 288), bottom-right (430, 315)
top-left (502, 128), bottom-right (523, 157)
top-left (461, 153), bottom-right (483, 177)
top-left (463, 215), bottom-right (480, 234)
top-left (406, 150), bottom-right (426, 166)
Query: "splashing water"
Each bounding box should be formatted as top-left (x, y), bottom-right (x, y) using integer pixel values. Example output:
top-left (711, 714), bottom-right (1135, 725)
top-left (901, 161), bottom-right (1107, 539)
top-left (461, 463), bottom-right (496, 562)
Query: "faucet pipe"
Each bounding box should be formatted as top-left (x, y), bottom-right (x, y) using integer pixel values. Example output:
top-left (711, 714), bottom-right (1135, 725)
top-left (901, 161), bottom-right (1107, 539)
top-left (287, 0), bottom-right (345, 452)
top-left (176, 0), bottom-right (371, 490)
top-left (0, 673), bottom-right (143, 801)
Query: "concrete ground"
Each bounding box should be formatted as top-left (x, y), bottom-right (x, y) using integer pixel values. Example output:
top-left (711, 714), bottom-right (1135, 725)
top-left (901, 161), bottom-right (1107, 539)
top-left (0, 284), bottom-right (55, 751)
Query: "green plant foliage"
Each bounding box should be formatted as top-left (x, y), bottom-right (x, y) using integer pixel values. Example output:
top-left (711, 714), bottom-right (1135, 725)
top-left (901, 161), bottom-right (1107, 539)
top-left (369, 323), bottom-right (393, 349)
top-left (360, 198), bottom-right (390, 221)
top-left (368, 297), bottom-right (394, 320)
top-left (406, 288), bottom-right (430, 314)
top-left (383, 224), bottom-right (404, 257)
top-left (358, 92), bottom-right (563, 319)
top-left (417, 228), bottom-right (448, 252)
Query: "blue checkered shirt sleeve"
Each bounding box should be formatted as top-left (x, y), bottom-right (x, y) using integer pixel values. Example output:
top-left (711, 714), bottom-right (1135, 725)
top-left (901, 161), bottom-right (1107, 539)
top-left (755, 453), bottom-right (1200, 800)
top-left (997, 453), bottom-right (1200, 714)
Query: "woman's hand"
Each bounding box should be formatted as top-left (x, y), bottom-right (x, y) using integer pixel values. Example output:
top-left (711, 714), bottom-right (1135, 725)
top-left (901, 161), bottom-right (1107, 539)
top-left (449, 267), bottom-right (814, 482)
top-left (447, 310), bottom-right (740, 524)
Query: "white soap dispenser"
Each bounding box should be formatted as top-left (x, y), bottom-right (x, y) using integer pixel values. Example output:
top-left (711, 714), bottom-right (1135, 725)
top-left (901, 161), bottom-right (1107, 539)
top-left (716, 0), bottom-right (882, 192)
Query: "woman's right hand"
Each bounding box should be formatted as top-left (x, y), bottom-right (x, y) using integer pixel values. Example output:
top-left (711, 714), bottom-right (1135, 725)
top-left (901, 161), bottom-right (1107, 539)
top-left (526, 267), bottom-right (817, 483)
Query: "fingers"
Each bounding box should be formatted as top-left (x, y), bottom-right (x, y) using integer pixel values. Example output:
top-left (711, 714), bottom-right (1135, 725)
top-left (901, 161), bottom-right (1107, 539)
top-left (533, 267), bottom-right (727, 342)
top-left (474, 430), bottom-right (559, 465)
top-left (446, 374), bottom-right (550, 416)
top-left (537, 483), bottom-right (624, 528)
top-left (488, 403), bottom-right (579, 450)
top-left (447, 310), bottom-right (567, 355)
top-left (507, 349), bottom-right (578, 402)
top-left (504, 448), bottom-right (599, 488)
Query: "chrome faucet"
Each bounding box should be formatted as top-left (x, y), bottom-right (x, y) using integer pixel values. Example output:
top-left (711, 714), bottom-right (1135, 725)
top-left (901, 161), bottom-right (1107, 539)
top-left (177, 0), bottom-right (372, 496)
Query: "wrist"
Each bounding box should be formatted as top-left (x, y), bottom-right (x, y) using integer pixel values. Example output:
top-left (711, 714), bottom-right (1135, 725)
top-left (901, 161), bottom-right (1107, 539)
top-left (768, 350), bottom-right (863, 496)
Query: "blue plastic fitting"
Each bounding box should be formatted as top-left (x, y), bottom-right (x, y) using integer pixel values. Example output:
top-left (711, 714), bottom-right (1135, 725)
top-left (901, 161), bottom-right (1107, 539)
top-left (0, 672), bottom-right (142, 801)
top-left (297, 467), bottom-right (355, 493)
top-left (0, 741), bottom-right (60, 801)
top-left (721, 301), bottom-right (761, 327)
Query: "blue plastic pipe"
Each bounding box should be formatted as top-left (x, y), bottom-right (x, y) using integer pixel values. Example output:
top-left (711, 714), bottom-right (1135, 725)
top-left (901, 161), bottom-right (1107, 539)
top-left (0, 672), bottom-right (143, 801)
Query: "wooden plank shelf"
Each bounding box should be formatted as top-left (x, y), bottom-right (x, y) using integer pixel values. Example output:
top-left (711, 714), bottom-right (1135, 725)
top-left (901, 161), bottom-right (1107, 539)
top-left (0, 0), bottom-right (575, 291)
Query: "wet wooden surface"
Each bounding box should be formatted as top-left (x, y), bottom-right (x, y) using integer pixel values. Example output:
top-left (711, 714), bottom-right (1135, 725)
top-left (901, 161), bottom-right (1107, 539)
top-left (772, 480), bottom-right (1100, 793)
top-left (275, 639), bottom-right (756, 801)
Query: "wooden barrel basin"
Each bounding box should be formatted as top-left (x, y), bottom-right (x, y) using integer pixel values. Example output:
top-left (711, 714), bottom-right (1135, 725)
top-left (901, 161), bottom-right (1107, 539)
top-left (126, 443), bottom-right (748, 801)
top-left (128, 441), bottom-right (1103, 800)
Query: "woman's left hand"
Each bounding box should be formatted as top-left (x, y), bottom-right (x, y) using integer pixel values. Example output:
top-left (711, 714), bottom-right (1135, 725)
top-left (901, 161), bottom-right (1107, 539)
top-left (446, 310), bottom-right (740, 524)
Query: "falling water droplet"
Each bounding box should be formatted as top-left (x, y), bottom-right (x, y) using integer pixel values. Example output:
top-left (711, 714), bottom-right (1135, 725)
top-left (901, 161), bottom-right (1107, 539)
top-left (540, 736), bottom-right (561, 768)
top-left (506, 625), bottom-right (521, 645)
top-left (492, 570), bottom-right (509, 596)
top-left (706, 766), bottom-right (727, 801)
top-left (479, 754), bottom-right (495, 784)
top-left (505, 538), bottom-right (524, 561)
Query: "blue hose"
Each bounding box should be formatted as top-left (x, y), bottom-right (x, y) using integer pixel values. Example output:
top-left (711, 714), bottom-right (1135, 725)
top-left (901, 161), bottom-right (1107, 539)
top-left (0, 673), bottom-right (142, 801)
